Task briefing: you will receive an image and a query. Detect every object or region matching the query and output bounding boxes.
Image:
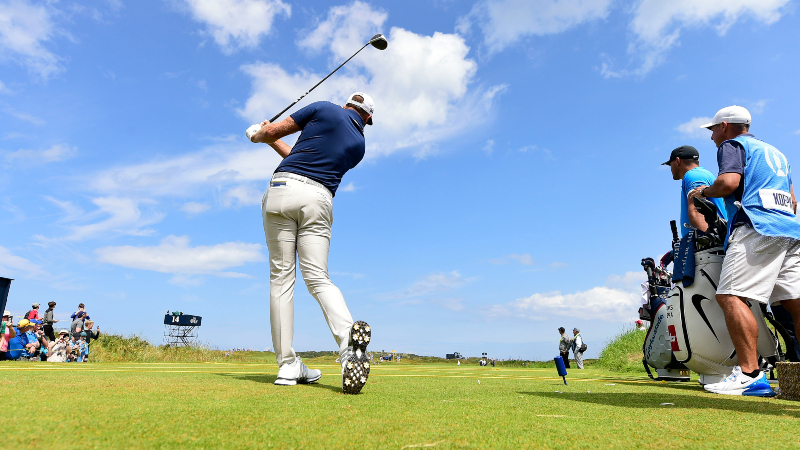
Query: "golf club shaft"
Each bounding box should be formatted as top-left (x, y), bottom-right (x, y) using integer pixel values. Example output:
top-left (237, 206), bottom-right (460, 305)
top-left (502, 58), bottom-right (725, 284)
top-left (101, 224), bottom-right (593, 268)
top-left (269, 42), bottom-right (371, 123)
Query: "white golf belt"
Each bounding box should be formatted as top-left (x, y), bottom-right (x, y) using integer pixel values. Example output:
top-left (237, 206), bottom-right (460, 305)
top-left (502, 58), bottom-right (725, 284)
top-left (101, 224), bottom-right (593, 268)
top-left (272, 172), bottom-right (331, 194)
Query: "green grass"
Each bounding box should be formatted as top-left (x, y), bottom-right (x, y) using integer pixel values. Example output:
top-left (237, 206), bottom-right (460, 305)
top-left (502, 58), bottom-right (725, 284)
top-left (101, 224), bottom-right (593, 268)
top-left (2, 359), bottom-right (799, 449)
top-left (595, 326), bottom-right (647, 373)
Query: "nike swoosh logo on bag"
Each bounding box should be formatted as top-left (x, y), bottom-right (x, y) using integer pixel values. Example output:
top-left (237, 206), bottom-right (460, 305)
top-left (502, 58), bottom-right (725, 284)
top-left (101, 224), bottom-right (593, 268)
top-left (692, 294), bottom-right (720, 343)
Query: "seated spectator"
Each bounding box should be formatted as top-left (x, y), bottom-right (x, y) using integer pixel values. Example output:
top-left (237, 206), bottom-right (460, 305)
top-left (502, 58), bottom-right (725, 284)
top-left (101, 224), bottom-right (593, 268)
top-left (78, 332), bottom-right (89, 362)
top-left (18, 319), bottom-right (40, 361)
top-left (34, 322), bottom-right (50, 361)
top-left (68, 334), bottom-right (81, 362)
top-left (0, 311), bottom-right (16, 360)
top-left (48, 330), bottom-right (71, 363)
top-left (24, 303), bottom-right (40, 321)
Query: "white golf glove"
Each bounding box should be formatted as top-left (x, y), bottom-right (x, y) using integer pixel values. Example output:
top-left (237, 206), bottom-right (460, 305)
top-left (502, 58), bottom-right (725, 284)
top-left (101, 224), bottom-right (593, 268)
top-left (245, 124), bottom-right (262, 142)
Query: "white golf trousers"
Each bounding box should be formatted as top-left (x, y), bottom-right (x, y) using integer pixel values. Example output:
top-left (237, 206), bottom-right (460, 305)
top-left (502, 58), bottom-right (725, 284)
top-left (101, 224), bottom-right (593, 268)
top-left (262, 174), bottom-right (354, 367)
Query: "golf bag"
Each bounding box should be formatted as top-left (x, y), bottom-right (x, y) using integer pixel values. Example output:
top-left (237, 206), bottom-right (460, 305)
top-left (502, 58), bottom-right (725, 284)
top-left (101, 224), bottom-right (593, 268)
top-left (642, 198), bottom-right (790, 384)
top-left (640, 256), bottom-right (690, 381)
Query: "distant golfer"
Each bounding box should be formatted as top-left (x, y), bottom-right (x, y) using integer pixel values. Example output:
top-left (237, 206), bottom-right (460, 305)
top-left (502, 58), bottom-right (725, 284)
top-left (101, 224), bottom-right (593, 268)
top-left (249, 93), bottom-right (374, 394)
top-left (688, 105), bottom-right (800, 396)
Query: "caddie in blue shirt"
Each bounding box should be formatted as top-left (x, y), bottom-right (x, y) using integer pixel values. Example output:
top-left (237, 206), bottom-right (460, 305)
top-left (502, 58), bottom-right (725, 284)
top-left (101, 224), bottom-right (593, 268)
top-left (662, 145), bottom-right (727, 237)
top-left (248, 93), bottom-right (375, 395)
top-left (687, 105), bottom-right (800, 397)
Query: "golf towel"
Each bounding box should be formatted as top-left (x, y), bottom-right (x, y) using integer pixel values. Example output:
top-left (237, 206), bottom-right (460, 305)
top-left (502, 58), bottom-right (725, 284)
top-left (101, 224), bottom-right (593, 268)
top-left (672, 230), bottom-right (696, 287)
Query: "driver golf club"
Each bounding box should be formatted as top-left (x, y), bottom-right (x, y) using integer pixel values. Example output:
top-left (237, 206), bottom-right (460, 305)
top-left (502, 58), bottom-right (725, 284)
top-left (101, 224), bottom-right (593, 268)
top-left (267, 34), bottom-right (387, 124)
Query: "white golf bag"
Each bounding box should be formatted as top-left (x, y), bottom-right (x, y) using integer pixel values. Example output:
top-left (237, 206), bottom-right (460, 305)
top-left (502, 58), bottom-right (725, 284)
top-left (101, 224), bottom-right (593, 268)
top-left (640, 257), bottom-right (690, 381)
top-left (665, 248), bottom-right (781, 385)
top-left (641, 201), bottom-right (786, 384)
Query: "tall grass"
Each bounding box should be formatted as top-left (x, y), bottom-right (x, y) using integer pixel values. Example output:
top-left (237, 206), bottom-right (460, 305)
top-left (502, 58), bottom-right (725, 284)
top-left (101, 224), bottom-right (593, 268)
top-left (595, 326), bottom-right (646, 372)
top-left (91, 333), bottom-right (272, 363)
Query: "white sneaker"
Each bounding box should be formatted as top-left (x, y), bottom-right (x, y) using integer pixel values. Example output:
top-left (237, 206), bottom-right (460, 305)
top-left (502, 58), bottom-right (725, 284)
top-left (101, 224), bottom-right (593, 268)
top-left (703, 366), bottom-right (775, 397)
top-left (274, 357), bottom-right (322, 386)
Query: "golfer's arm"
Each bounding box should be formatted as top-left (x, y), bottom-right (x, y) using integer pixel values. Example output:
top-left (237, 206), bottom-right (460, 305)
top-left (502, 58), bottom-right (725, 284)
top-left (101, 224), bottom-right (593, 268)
top-left (702, 173), bottom-right (740, 198)
top-left (791, 184), bottom-right (796, 214)
top-left (268, 140), bottom-right (292, 159)
top-left (253, 117), bottom-right (300, 144)
top-left (687, 198), bottom-right (708, 232)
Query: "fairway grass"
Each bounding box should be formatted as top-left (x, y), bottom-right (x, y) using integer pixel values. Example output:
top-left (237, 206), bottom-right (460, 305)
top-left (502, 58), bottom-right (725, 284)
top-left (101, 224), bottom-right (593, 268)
top-left (2, 361), bottom-right (799, 449)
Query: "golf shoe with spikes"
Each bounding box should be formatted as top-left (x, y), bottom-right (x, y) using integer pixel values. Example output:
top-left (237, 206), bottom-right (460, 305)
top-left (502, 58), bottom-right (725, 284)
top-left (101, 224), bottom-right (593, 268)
top-left (342, 320), bottom-right (371, 394)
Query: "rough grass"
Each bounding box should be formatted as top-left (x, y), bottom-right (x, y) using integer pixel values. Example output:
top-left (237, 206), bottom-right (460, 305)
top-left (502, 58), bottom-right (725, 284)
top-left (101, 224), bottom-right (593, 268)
top-left (91, 333), bottom-right (271, 363)
top-left (2, 361), bottom-right (798, 449)
top-left (595, 326), bottom-right (646, 373)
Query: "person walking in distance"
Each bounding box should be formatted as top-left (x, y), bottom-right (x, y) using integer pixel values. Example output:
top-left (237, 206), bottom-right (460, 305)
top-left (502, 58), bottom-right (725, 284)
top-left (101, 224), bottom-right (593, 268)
top-left (249, 93), bottom-right (375, 394)
top-left (572, 328), bottom-right (585, 369)
top-left (688, 105), bottom-right (800, 397)
top-left (558, 327), bottom-right (572, 369)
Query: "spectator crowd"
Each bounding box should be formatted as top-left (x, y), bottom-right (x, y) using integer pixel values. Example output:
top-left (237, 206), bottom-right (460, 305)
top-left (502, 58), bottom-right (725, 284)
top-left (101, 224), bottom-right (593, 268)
top-left (0, 302), bottom-right (100, 362)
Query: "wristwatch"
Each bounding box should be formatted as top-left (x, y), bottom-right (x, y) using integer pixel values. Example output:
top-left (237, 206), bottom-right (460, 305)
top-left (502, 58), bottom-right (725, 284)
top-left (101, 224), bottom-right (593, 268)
top-left (700, 187), bottom-right (708, 198)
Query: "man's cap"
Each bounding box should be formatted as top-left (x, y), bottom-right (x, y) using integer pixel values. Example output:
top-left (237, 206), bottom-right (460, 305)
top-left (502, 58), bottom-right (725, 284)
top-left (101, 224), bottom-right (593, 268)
top-left (48, 301), bottom-right (56, 307)
top-left (58, 329), bottom-right (69, 335)
top-left (2, 310), bottom-right (9, 317)
top-left (346, 92), bottom-right (374, 125)
top-left (80, 332), bottom-right (87, 337)
top-left (18, 319), bottom-right (31, 328)
top-left (700, 105), bottom-right (751, 129)
top-left (31, 320), bottom-right (41, 325)
top-left (662, 145), bottom-right (699, 165)
top-left (573, 327), bottom-right (580, 333)
top-left (32, 302), bottom-right (39, 308)
top-left (76, 311), bottom-right (86, 318)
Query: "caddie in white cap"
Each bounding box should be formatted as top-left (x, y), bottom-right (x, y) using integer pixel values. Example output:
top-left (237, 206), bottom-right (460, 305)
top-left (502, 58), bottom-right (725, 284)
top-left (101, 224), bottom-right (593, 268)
top-left (247, 93), bottom-right (375, 394)
top-left (687, 105), bottom-right (800, 397)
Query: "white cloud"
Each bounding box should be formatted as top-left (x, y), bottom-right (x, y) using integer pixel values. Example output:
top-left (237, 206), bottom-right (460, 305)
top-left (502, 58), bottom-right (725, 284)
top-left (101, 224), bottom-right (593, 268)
top-left (339, 182), bottom-right (357, 193)
top-left (385, 271), bottom-right (469, 298)
top-left (676, 117), bottom-right (713, 139)
top-left (95, 235), bottom-right (265, 279)
top-left (297, 2), bottom-right (387, 58)
top-left (0, 245), bottom-right (48, 278)
top-left (221, 184), bottom-right (262, 206)
top-left (488, 271), bottom-right (646, 322)
top-left (0, 0), bottom-right (62, 78)
top-left (456, 0), bottom-right (613, 54)
top-left (89, 142), bottom-right (282, 199)
top-left (549, 262), bottom-right (568, 268)
top-left (431, 297), bottom-right (465, 311)
top-left (489, 253), bottom-right (533, 265)
top-left (239, 2), bottom-right (504, 158)
top-left (179, 0), bottom-right (291, 52)
top-left (483, 139), bottom-right (494, 155)
top-left (4, 108), bottom-right (45, 125)
top-left (41, 196), bottom-right (165, 241)
top-left (180, 202), bottom-right (210, 215)
top-left (608, 0), bottom-right (791, 77)
top-left (3, 144), bottom-right (76, 164)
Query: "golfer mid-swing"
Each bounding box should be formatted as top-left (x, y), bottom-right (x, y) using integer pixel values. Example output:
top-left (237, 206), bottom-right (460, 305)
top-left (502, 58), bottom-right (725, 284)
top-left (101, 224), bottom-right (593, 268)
top-left (249, 93), bottom-right (374, 394)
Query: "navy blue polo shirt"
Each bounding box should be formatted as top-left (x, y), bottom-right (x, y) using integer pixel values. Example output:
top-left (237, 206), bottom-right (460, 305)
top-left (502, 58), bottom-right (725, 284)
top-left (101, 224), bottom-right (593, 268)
top-left (275, 101), bottom-right (366, 196)
top-left (717, 133), bottom-right (753, 227)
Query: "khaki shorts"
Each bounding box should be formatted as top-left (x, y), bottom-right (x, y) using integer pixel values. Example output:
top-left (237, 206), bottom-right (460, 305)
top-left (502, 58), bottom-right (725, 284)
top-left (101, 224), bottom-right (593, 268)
top-left (717, 226), bottom-right (800, 304)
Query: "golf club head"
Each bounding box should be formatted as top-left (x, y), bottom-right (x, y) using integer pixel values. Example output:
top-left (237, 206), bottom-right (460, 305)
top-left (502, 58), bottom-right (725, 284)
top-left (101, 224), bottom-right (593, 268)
top-left (369, 34), bottom-right (388, 50)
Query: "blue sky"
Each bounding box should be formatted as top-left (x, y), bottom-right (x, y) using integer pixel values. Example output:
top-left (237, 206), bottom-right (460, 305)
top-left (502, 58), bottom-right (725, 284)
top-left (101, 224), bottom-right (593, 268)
top-left (2, 0), bottom-right (799, 360)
